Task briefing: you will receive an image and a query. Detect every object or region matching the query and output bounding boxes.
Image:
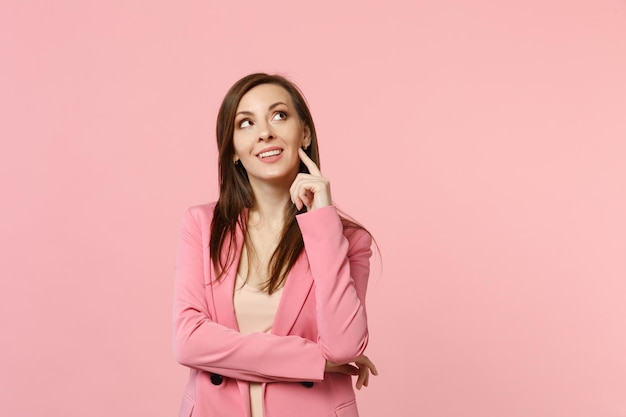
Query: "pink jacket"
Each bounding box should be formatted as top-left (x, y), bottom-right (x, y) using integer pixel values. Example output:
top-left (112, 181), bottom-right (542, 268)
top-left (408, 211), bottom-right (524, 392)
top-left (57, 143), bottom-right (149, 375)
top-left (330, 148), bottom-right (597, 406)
top-left (173, 203), bottom-right (372, 417)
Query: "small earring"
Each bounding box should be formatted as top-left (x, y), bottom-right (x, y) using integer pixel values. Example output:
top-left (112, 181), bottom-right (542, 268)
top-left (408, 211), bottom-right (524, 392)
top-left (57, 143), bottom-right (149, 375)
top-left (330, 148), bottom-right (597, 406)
top-left (234, 158), bottom-right (240, 165)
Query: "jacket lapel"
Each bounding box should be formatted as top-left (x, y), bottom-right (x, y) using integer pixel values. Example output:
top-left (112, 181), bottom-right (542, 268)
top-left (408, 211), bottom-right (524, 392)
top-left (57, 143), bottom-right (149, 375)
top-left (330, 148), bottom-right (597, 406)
top-left (208, 212), bottom-right (314, 336)
top-left (271, 252), bottom-right (313, 336)
top-left (209, 222), bottom-right (244, 332)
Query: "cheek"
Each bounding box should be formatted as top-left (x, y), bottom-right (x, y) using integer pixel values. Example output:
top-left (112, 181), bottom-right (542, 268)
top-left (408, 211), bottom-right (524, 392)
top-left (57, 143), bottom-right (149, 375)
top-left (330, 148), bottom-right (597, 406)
top-left (232, 135), bottom-right (247, 156)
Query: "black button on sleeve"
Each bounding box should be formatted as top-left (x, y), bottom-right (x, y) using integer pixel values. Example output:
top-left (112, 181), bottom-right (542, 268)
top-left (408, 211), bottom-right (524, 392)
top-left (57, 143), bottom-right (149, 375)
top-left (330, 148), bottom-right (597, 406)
top-left (210, 373), bottom-right (223, 385)
top-left (300, 381), bottom-right (314, 388)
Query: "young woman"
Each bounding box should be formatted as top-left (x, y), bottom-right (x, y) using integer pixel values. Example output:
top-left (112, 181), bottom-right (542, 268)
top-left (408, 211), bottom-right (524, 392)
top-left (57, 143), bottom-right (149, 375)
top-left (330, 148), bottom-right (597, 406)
top-left (173, 73), bottom-right (377, 417)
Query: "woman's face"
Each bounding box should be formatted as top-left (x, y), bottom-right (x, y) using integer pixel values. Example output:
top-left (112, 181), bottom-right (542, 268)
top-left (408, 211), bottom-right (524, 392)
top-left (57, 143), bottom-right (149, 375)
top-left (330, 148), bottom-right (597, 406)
top-left (233, 83), bottom-right (311, 188)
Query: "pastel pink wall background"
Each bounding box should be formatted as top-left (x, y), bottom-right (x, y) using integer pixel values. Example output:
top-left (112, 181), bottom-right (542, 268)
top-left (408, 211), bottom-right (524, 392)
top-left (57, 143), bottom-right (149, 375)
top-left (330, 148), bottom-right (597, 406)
top-left (1, 1), bottom-right (624, 416)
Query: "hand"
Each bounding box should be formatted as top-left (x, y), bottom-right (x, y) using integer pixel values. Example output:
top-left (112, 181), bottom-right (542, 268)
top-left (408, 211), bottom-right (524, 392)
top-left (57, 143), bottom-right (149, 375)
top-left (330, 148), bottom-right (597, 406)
top-left (353, 354), bottom-right (378, 390)
top-left (325, 359), bottom-right (358, 376)
top-left (325, 354), bottom-right (379, 390)
top-left (290, 148), bottom-right (332, 211)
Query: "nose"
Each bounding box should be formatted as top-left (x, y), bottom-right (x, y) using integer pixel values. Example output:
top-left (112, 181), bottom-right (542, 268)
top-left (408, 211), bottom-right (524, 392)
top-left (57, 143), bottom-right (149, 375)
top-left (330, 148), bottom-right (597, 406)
top-left (257, 120), bottom-right (274, 141)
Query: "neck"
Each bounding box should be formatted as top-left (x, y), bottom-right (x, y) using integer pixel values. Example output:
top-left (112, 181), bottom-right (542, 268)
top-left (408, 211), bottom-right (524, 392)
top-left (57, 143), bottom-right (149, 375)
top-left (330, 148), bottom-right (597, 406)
top-left (247, 179), bottom-right (293, 228)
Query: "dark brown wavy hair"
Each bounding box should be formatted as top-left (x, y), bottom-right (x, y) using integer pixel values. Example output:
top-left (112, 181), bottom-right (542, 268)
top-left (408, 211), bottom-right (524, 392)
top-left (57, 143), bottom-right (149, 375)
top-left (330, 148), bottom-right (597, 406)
top-left (210, 73), bottom-right (366, 294)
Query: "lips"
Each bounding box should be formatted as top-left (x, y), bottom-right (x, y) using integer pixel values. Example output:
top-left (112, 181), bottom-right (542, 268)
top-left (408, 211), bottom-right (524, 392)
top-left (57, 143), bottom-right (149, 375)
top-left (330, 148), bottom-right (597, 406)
top-left (257, 147), bottom-right (283, 159)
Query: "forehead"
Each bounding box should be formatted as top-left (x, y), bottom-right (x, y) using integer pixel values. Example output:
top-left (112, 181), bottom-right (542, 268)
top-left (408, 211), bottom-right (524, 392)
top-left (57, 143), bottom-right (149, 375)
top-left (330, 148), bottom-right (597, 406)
top-left (237, 83), bottom-right (293, 112)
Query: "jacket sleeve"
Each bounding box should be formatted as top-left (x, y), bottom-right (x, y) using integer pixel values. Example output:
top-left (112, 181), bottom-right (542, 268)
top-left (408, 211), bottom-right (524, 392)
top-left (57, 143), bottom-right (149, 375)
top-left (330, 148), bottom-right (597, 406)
top-left (296, 206), bottom-right (372, 364)
top-left (173, 207), bottom-right (326, 383)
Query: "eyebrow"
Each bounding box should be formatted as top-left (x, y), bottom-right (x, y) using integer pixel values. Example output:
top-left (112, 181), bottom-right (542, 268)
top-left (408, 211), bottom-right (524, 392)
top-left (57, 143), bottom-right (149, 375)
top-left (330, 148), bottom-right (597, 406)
top-left (236, 101), bottom-right (288, 117)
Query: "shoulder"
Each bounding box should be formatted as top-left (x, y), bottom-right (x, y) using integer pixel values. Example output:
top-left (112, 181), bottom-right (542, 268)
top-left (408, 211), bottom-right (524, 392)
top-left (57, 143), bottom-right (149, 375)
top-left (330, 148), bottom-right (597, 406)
top-left (185, 201), bottom-right (217, 219)
top-left (180, 201), bottom-right (218, 231)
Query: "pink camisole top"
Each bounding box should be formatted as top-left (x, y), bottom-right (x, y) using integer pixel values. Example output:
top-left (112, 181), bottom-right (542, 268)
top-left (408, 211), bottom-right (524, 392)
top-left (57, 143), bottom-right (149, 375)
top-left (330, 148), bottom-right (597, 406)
top-left (233, 273), bottom-right (284, 417)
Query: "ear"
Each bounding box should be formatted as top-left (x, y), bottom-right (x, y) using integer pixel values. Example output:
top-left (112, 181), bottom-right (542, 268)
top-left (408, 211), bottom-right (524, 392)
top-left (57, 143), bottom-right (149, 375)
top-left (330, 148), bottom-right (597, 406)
top-left (233, 155), bottom-right (240, 163)
top-left (302, 125), bottom-right (312, 148)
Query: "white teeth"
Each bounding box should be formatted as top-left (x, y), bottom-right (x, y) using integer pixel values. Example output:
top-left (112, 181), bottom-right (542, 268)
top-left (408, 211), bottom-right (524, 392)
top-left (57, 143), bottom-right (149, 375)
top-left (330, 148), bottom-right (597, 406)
top-left (258, 149), bottom-right (282, 158)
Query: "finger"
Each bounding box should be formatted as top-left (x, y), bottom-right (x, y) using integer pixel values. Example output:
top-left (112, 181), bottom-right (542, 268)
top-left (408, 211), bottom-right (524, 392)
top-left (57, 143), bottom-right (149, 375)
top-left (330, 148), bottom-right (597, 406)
top-left (298, 148), bottom-right (322, 176)
top-left (292, 194), bottom-right (303, 211)
top-left (291, 185), bottom-right (310, 211)
top-left (361, 372), bottom-right (369, 388)
top-left (289, 173), bottom-right (313, 210)
top-left (358, 355), bottom-right (379, 376)
top-left (290, 175), bottom-right (331, 211)
top-left (290, 179), bottom-right (316, 211)
top-left (368, 360), bottom-right (378, 376)
top-left (356, 368), bottom-right (367, 390)
top-left (289, 175), bottom-right (308, 210)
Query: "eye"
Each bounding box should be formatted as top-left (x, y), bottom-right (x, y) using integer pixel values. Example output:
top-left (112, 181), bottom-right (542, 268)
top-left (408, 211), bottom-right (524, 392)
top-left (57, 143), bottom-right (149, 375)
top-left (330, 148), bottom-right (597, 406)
top-left (238, 119), bottom-right (252, 128)
top-left (273, 111), bottom-right (287, 121)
